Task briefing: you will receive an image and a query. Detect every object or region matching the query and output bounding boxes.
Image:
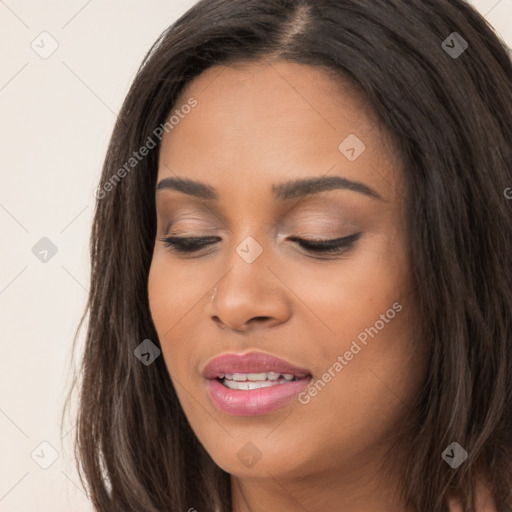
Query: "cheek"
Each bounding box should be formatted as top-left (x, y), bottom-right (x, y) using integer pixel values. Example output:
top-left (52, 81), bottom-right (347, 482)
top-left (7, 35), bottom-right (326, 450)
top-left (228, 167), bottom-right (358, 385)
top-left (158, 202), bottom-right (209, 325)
top-left (148, 262), bottom-right (175, 348)
top-left (147, 257), bottom-right (197, 375)
top-left (148, 251), bottom-right (212, 333)
top-left (279, 230), bottom-right (410, 343)
top-left (280, 231), bottom-right (421, 421)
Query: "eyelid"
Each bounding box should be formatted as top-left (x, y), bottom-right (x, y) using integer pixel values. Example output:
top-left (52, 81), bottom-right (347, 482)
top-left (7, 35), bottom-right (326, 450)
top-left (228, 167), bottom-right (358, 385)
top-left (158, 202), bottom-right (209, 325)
top-left (158, 232), bottom-right (362, 257)
top-left (157, 204), bottom-right (231, 236)
top-left (163, 223), bottom-right (221, 236)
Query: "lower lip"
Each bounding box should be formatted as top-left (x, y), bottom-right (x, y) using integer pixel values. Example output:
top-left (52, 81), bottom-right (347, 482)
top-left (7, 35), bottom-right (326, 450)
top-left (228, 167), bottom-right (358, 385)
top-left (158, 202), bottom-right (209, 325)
top-left (206, 377), bottom-right (311, 416)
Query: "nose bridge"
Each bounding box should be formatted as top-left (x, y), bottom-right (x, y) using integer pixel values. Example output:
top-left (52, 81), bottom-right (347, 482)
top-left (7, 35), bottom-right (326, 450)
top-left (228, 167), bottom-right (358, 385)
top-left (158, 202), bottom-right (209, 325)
top-left (222, 230), bottom-right (271, 296)
top-left (221, 189), bottom-right (274, 267)
top-left (208, 228), bottom-right (292, 330)
top-left (233, 233), bottom-right (266, 265)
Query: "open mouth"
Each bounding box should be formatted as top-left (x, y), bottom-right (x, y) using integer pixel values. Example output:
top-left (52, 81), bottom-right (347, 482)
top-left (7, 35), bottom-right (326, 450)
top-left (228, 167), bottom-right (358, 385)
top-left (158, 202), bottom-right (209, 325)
top-left (217, 371), bottom-right (303, 390)
top-left (202, 351), bottom-right (312, 416)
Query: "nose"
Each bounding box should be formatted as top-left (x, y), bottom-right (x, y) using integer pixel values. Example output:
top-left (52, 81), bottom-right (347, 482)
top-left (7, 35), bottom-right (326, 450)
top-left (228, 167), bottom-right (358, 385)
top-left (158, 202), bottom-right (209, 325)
top-left (205, 244), bottom-right (292, 333)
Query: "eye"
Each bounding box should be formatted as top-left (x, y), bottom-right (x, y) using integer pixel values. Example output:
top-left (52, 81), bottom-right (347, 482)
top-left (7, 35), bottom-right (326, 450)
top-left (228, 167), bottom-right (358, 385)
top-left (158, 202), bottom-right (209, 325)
top-left (158, 236), bottom-right (220, 254)
top-left (158, 233), bottom-right (362, 256)
top-left (288, 232), bottom-right (362, 255)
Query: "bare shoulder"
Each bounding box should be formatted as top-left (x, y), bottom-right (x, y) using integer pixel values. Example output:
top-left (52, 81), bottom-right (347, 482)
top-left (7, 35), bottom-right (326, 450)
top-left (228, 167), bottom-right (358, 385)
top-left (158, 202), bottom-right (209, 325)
top-left (474, 478), bottom-right (498, 512)
top-left (448, 479), bottom-right (498, 512)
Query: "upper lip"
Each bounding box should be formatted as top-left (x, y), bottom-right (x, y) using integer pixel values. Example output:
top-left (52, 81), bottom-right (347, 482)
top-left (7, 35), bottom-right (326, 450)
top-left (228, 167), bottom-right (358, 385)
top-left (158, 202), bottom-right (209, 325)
top-left (202, 351), bottom-right (311, 379)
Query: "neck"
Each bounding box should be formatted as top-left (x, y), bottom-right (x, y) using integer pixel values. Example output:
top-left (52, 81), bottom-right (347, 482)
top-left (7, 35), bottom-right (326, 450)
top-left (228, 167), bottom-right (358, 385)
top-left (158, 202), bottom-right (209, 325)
top-left (231, 456), bottom-right (412, 512)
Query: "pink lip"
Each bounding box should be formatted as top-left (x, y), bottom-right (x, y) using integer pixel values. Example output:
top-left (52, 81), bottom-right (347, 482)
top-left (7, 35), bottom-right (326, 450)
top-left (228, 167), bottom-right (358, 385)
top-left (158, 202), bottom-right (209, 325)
top-left (202, 351), bottom-right (311, 379)
top-left (202, 351), bottom-right (312, 416)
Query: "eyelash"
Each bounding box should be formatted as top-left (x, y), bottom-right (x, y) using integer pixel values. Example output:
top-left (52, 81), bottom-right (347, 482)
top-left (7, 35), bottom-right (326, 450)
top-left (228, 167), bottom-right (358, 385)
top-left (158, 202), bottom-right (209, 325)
top-left (158, 233), bottom-right (362, 256)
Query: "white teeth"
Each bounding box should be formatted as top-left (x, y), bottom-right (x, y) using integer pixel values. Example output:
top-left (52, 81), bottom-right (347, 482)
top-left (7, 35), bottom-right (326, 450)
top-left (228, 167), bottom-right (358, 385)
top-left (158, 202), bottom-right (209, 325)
top-left (219, 372), bottom-right (297, 382)
top-left (219, 371), bottom-right (304, 389)
top-left (223, 379), bottom-right (288, 390)
top-left (247, 372), bottom-right (267, 381)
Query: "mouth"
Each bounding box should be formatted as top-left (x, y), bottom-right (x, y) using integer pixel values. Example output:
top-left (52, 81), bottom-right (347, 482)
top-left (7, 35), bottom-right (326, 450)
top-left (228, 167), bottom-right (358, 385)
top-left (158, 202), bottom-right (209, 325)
top-left (202, 351), bottom-right (312, 416)
top-left (216, 371), bottom-right (303, 390)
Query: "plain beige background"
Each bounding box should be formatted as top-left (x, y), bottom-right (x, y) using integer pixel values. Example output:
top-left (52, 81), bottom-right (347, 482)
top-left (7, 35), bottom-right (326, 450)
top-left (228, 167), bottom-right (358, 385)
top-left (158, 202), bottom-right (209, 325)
top-left (1, 1), bottom-right (511, 510)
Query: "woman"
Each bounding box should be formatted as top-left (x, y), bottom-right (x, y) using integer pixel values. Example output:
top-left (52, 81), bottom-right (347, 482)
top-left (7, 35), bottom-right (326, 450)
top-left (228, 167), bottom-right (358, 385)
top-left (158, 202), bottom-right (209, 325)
top-left (69, 0), bottom-right (512, 510)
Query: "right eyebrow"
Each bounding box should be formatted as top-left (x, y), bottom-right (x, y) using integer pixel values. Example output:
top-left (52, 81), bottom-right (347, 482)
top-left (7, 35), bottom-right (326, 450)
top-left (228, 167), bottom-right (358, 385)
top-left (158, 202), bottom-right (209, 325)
top-left (271, 175), bottom-right (383, 201)
top-left (156, 177), bottom-right (218, 200)
top-left (155, 175), bottom-right (383, 201)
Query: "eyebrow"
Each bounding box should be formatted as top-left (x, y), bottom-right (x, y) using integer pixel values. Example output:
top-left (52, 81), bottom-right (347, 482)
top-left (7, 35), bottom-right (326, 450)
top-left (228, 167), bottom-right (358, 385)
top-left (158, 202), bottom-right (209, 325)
top-left (155, 175), bottom-right (382, 201)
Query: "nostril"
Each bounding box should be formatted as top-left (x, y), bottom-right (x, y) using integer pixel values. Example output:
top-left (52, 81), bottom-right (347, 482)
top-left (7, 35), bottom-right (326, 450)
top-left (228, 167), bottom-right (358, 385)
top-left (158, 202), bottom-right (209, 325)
top-left (211, 315), bottom-right (274, 333)
top-left (253, 316), bottom-right (271, 323)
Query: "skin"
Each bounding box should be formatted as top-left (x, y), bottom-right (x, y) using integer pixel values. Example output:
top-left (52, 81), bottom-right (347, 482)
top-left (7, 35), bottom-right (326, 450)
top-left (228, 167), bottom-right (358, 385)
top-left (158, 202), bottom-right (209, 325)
top-left (148, 60), bottom-right (429, 512)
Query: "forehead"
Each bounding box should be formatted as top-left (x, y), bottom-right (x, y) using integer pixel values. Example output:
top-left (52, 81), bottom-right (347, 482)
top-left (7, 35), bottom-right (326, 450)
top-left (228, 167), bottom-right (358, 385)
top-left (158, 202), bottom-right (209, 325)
top-left (157, 60), bottom-right (400, 201)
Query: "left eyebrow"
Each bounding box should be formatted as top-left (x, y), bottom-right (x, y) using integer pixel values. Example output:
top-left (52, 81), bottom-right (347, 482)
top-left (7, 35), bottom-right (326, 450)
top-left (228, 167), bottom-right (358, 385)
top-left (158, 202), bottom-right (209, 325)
top-left (155, 175), bottom-right (383, 201)
top-left (271, 175), bottom-right (383, 201)
top-left (156, 177), bottom-right (219, 200)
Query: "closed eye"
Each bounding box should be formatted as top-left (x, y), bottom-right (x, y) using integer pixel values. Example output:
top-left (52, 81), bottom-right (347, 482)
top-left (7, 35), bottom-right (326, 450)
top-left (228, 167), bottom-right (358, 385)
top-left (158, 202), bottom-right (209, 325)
top-left (158, 233), bottom-right (362, 256)
top-left (286, 232), bottom-right (361, 254)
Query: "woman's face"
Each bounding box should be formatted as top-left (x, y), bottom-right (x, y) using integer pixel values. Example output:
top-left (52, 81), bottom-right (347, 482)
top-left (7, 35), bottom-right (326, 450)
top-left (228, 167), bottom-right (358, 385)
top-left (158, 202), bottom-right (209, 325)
top-left (148, 61), bottom-right (426, 483)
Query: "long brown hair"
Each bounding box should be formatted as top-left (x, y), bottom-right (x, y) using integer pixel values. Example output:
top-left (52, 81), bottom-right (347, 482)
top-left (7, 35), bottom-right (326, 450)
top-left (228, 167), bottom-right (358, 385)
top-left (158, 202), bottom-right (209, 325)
top-left (65, 0), bottom-right (512, 510)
